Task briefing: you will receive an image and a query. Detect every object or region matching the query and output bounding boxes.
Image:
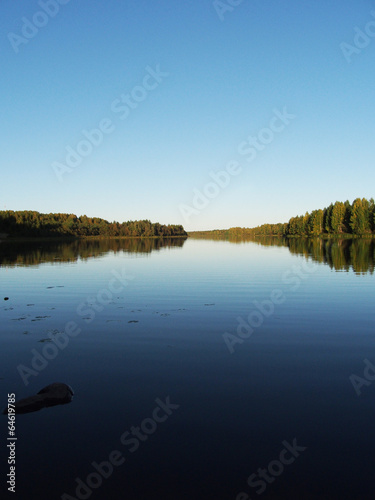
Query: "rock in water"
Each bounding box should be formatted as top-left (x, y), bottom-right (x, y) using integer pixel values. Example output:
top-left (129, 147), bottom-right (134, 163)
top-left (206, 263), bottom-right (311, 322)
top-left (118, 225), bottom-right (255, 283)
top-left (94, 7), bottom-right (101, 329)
top-left (2, 383), bottom-right (74, 414)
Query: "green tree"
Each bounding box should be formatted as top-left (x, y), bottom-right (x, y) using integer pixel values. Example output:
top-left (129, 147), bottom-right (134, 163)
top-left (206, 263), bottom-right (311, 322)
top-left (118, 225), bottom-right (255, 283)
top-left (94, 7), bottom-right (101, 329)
top-left (307, 209), bottom-right (324, 236)
top-left (330, 201), bottom-right (346, 233)
top-left (350, 198), bottom-right (371, 235)
top-left (324, 204), bottom-right (333, 233)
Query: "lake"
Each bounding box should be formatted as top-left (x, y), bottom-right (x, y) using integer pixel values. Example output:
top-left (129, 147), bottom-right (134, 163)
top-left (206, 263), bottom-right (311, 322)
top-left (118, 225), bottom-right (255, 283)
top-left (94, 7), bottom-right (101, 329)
top-left (1, 236), bottom-right (374, 500)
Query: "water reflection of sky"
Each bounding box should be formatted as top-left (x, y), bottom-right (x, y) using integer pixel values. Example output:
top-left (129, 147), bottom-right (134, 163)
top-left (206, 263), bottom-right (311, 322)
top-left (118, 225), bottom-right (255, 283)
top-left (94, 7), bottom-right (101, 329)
top-left (0, 238), bottom-right (374, 499)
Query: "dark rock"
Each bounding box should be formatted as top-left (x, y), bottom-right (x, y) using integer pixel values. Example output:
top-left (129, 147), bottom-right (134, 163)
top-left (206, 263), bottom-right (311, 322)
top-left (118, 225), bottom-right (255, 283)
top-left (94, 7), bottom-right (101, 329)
top-left (2, 383), bottom-right (74, 415)
top-left (4, 297), bottom-right (9, 301)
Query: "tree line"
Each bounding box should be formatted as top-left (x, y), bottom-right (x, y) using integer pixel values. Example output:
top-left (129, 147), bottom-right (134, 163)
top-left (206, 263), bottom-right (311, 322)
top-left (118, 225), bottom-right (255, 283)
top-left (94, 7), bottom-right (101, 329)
top-left (190, 198), bottom-right (374, 238)
top-left (0, 211), bottom-right (187, 238)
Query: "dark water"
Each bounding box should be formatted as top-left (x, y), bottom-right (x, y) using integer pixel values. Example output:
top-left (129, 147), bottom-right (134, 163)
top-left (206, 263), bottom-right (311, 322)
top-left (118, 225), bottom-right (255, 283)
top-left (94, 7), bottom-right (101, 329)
top-left (1, 237), bottom-right (374, 500)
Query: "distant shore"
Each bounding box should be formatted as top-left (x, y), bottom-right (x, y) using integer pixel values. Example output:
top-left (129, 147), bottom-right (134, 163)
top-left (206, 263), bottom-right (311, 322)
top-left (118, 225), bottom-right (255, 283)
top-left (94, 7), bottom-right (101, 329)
top-left (188, 231), bottom-right (375, 239)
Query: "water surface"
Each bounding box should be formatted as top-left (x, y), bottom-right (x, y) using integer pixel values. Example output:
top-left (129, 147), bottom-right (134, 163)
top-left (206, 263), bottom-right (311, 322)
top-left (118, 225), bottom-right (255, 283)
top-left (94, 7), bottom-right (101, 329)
top-left (1, 237), bottom-right (374, 500)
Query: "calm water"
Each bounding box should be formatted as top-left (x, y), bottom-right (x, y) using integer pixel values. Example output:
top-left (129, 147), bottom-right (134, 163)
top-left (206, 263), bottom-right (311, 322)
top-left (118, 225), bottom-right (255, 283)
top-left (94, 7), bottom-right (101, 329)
top-left (1, 237), bottom-right (374, 500)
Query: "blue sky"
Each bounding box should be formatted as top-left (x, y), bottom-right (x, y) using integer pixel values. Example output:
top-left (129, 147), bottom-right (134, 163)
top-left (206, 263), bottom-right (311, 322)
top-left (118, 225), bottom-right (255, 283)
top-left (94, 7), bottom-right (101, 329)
top-left (0, 0), bottom-right (374, 231)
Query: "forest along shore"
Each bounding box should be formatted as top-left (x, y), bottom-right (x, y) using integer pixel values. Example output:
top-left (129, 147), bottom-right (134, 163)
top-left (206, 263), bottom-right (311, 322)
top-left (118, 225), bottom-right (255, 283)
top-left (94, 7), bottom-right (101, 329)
top-left (0, 211), bottom-right (187, 239)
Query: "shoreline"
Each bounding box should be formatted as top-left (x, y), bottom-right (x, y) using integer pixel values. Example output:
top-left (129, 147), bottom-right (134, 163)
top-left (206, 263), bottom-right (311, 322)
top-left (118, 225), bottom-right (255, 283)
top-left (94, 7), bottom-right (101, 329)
top-left (0, 235), bottom-right (188, 243)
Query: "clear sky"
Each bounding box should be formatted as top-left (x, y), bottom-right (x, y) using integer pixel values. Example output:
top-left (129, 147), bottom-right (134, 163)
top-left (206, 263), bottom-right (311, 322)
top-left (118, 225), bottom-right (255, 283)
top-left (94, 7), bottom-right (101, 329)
top-left (1, 0), bottom-right (374, 231)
